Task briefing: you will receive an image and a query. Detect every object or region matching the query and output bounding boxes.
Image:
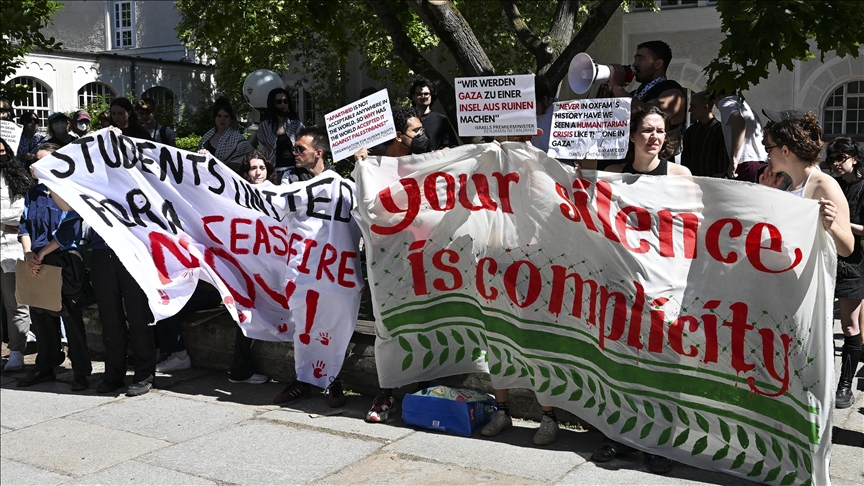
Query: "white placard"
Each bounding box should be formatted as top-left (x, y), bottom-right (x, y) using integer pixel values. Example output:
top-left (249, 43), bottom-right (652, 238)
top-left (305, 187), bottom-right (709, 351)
top-left (1, 121), bottom-right (23, 154)
top-left (455, 74), bottom-right (536, 137)
top-left (547, 98), bottom-right (631, 159)
top-left (325, 89), bottom-right (395, 162)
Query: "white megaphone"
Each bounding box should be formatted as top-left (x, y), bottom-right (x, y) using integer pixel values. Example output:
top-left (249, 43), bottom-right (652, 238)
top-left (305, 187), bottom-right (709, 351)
top-left (243, 69), bottom-right (285, 110)
top-left (568, 53), bottom-right (632, 94)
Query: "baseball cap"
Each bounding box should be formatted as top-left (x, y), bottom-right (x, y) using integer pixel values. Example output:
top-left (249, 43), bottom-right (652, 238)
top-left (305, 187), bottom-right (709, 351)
top-left (47, 112), bottom-right (70, 124)
top-left (762, 109), bottom-right (806, 124)
top-left (73, 110), bottom-right (91, 122)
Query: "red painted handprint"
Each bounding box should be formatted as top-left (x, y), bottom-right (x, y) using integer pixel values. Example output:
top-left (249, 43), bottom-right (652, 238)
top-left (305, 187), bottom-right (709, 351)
top-left (316, 332), bottom-right (330, 346)
top-left (298, 290), bottom-right (319, 345)
top-left (313, 360), bottom-right (327, 378)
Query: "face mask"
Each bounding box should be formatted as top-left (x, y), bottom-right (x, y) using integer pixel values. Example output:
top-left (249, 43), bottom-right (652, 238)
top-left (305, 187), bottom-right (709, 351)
top-left (410, 131), bottom-right (430, 154)
top-left (76, 121), bottom-right (89, 132)
top-left (0, 153), bottom-right (8, 163)
top-left (52, 121), bottom-right (67, 135)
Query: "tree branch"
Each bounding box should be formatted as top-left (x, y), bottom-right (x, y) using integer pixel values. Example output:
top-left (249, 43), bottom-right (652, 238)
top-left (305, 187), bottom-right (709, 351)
top-left (499, 0), bottom-right (546, 60)
top-left (542, 0), bottom-right (620, 88)
top-left (546, 0), bottom-right (581, 58)
top-left (410, 0), bottom-right (495, 77)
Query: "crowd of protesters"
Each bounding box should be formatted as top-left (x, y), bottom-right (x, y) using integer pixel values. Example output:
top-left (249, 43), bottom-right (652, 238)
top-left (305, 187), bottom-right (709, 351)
top-left (0, 37), bottom-right (861, 477)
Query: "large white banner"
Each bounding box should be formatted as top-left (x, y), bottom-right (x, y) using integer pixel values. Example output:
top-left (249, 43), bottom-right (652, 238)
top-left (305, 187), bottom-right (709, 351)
top-left (353, 142), bottom-right (835, 485)
top-left (33, 129), bottom-right (363, 388)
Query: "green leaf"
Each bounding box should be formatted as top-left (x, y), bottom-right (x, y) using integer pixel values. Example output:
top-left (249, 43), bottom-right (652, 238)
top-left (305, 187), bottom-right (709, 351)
top-left (539, 366), bottom-right (551, 378)
top-left (471, 348), bottom-right (482, 362)
top-left (755, 434), bottom-right (767, 456)
top-left (747, 460), bottom-right (764, 477)
top-left (695, 413), bottom-right (709, 433)
top-left (587, 376), bottom-right (596, 394)
top-left (640, 422), bottom-right (653, 439)
top-left (624, 395), bottom-right (638, 413)
top-left (712, 445), bottom-right (730, 461)
top-left (570, 370), bottom-right (583, 388)
top-left (764, 465), bottom-right (782, 483)
top-left (401, 353), bottom-right (413, 371)
top-left (691, 436), bottom-right (709, 456)
top-left (503, 364), bottom-right (516, 377)
top-left (780, 471), bottom-right (798, 486)
top-left (657, 427), bottom-right (672, 446)
top-left (620, 416), bottom-right (638, 434)
top-left (553, 366), bottom-right (566, 382)
top-left (417, 334), bottom-right (432, 349)
top-left (454, 347), bottom-right (465, 363)
top-left (584, 396), bottom-right (596, 409)
top-left (422, 351), bottom-right (433, 368)
top-left (676, 406), bottom-right (689, 426)
top-left (644, 401), bottom-right (655, 419)
top-left (736, 425), bottom-right (750, 449)
top-left (730, 451), bottom-right (747, 470)
top-left (597, 402), bottom-right (605, 415)
top-left (788, 445), bottom-right (799, 468)
top-left (466, 328), bottom-right (480, 345)
top-left (719, 419), bottom-right (731, 442)
top-left (398, 336), bottom-right (412, 352)
top-left (771, 436), bottom-right (783, 461)
top-left (660, 403), bottom-right (673, 422)
top-left (438, 347), bottom-right (449, 365)
top-left (435, 330), bottom-right (447, 346)
top-left (802, 450), bottom-right (812, 473)
top-left (569, 389), bottom-right (583, 402)
top-left (490, 362), bottom-right (502, 375)
top-left (550, 383), bottom-right (568, 396)
top-left (451, 329), bottom-right (464, 345)
top-left (610, 390), bottom-right (621, 408)
top-left (606, 411), bottom-right (620, 424)
top-left (673, 429), bottom-right (690, 448)
top-left (491, 346), bottom-right (501, 360)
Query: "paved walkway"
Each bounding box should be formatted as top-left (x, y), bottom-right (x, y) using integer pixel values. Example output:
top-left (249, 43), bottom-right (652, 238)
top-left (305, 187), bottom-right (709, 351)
top-left (1, 330), bottom-right (862, 485)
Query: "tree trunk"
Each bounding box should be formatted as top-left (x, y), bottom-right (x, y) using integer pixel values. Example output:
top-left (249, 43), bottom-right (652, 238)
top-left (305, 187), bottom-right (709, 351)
top-left (410, 0), bottom-right (496, 77)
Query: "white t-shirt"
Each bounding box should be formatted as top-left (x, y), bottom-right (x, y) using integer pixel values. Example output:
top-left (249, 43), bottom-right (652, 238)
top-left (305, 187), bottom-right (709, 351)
top-left (717, 96), bottom-right (767, 163)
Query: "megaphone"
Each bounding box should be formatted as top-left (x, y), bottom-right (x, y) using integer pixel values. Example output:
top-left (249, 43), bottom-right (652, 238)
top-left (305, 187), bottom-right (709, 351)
top-left (243, 69), bottom-right (285, 110)
top-left (568, 53), bottom-right (633, 94)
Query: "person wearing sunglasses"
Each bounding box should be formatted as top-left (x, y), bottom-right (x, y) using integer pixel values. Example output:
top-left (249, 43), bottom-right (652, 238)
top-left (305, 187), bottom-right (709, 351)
top-left (257, 88), bottom-right (305, 178)
top-left (280, 127), bottom-right (332, 185)
top-left (16, 111), bottom-right (47, 165)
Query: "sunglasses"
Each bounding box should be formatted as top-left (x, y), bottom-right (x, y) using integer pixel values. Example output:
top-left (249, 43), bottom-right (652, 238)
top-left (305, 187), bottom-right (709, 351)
top-left (827, 153), bottom-right (850, 164)
top-left (292, 145), bottom-right (312, 155)
top-left (275, 99), bottom-right (290, 105)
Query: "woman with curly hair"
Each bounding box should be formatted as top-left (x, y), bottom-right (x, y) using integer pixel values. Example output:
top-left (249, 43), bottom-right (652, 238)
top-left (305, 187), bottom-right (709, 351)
top-left (0, 139), bottom-right (33, 370)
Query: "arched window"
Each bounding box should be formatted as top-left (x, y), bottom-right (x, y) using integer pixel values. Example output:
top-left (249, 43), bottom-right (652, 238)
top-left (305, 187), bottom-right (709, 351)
top-left (78, 82), bottom-right (116, 108)
top-left (9, 76), bottom-right (51, 128)
top-left (141, 86), bottom-right (175, 115)
top-left (824, 80), bottom-right (863, 137)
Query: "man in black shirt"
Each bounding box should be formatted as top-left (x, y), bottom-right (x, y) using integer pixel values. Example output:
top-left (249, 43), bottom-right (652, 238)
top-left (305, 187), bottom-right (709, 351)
top-left (409, 77), bottom-right (458, 151)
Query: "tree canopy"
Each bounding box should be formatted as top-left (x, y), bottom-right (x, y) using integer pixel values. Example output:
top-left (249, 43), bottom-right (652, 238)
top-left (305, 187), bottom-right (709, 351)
top-left (0, 0), bottom-right (63, 103)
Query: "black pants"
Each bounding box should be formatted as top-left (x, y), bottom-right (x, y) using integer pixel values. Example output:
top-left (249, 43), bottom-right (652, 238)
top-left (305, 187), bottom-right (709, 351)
top-left (91, 249), bottom-right (157, 383)
top-left (154, 282), bottom-right (222, 355)
top-left (30, 305), bottom-right (90, 378)
top-left (229, 327), bottom-right (256, 380)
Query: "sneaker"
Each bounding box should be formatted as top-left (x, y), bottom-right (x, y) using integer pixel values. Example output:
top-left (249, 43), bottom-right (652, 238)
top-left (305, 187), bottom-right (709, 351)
top-left (4, 351), bottom-right (24, 371)
top-left (155, 353), bottom-right (191, 373)
top-left (273, 381), bottom-right (312, 404)
top-left (229, 373), bottom-right (269, 385)
top-left (127, 376), bottom-right (154, 396)
top-left (835, 386), bottom-right (854, 409)
top-left (533, 414), bottom-right (560, 445)
top-left (480, 409), bottom-right (512, 437)
top-left (591, 443), bottom-right (618, 463)
top-left (647, 454), bottom-right (674, 475)
top-left (327, 381), bottom-right (346, 408)
top-left (17, 369), bottom-right (55, 387)
top-left (365, 393), bottom-right (395, 423)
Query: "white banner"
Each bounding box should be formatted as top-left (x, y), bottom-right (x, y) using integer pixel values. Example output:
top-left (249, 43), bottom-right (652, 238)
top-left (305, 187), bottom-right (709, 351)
top-left (353, 143), bottom-right (834, 485)
top-left (1, 120), bottom-right (23, 154)
top-left (547, 97), bottom-right (631, 159)
top-left (33, 129), bottom-right (363, 388)
top-left (455, 75), bottom-right (537, 136)
top-left (325, 89), bottom-right (395, 162)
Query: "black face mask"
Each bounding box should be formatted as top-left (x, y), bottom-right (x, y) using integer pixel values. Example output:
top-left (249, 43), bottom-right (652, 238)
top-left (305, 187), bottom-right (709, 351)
top-left (409, 131), bottom-right (430, 154)
top-left (0, 153), bottom-right (8, 164)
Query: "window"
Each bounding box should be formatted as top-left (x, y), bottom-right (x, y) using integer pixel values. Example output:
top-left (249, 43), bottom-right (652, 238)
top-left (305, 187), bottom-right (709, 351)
top-left (9, 76), bottom-right (51, 129)
top-left (78, 82), bottom-right (116, 108)
top-left (824, 81), bottom-right (864, 137)
top-left (304, 92), bottom-right (318, 125)
top-left (141, 86), bottom-right (176, 124)
top-left (113, 1), bottom-right (135, 49)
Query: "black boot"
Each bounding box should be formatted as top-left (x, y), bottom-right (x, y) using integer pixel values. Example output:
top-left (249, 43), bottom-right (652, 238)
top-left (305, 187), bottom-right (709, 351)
top-left (836, 333), bottom-right (862, 409)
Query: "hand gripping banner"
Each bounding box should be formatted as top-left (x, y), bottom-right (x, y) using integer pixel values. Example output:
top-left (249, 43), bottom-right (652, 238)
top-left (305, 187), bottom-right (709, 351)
top-left (33, 129), bottom-right (363, 389)
top-left (353, 142), bottom-right (835, 485)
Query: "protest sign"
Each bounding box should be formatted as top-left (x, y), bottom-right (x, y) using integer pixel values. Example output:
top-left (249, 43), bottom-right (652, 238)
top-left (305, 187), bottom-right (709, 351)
top-left (33, 129), bottom-right (363, 389)
top-left (353, 142), bottom-right (834, 485)
top-left (1, 120), bottom-right (23, 153)
top-left (325, 89), bottom-right (395, 162)
top-left (455, 75), bottom-right (536, 137)
top-left (547, 97), bottom-right (631, 159)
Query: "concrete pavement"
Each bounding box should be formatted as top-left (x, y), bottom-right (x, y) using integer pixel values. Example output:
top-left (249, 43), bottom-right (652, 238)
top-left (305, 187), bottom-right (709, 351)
top-left (1, 329), bottom-right (862, 485)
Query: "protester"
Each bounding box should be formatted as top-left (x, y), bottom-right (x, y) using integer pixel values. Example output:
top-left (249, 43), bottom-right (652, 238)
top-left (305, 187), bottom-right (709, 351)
top-left (135, 98), bottom-right (177, 146)
top-left (227, 150), bottom-right (275, 385)
top-left (71, 110), bottom-right (91, 138)
top-left (198, 97), bottom-right (253, 171)
top-left (109, 98), bottom-right (152, 140)
top-left (355, 106), bottom-right (428, 422)
top-left (0, 100), bottom-right (12, 120)
top-left (45, 112), bottom-right (76, 148)
top-left (97, 110), bottom-right (112, 129)
top-left (711, 91), bottom-right (767, 182)
top-left (16, 143), bottom-right (92, 391)
top-left (0, 139), bottom-right (32, 371)
top-left (682, 90), bottom-right (728, 177)
top-left (608, 40), bottom-right (686, 157)
top-left (531, 77), bottom-right (556, 153)
top-left (16, 111), bottom-right (47, 166)
top-left (409, 77), bottom-right (458, 151)
top-left (824, 137), bottom-right (863, 408)
top-left (256, 88), bottom-right (304, 175)
top-left (274, 127), bottom-right (346, 407)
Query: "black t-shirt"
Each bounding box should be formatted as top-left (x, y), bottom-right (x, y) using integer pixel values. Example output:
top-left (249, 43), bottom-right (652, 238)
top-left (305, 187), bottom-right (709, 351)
top-left (419, 111), bottom-right (458, 151)
top-left (275, 133), bottom-right (296, 168)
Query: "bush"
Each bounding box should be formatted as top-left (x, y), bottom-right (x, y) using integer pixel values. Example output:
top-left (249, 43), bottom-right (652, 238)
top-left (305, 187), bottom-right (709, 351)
top-left (175, 135), bottom-right (202, 152)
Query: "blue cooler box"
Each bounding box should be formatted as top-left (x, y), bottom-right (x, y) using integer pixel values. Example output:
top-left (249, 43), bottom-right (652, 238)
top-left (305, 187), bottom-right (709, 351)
top-left (401, 386), bottom-right (496, 436)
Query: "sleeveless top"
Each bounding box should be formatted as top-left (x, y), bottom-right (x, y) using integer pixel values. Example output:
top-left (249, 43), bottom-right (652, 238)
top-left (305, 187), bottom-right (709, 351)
top-left (788, 169), bottom-right (815, 197)
top-left (622, 159), bottom-right (668, 176)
